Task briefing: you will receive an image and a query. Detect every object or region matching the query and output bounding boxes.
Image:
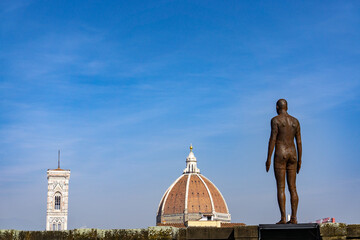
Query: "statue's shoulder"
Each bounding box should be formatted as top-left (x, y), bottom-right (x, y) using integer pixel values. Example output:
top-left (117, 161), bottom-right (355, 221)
top-left (271, 116), bottom-right (280, 124)
top-left (288, 114), bottom-right (300, 125)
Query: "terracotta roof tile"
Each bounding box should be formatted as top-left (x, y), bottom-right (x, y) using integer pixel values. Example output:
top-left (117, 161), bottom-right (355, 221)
top-left (158, 173), bottom-right (230, 220)
top-left (157, 222), bottom-right (245, 228)
top-left (157, 223), bottom-right (186, 228)
top-left (163, 175), bottom-right (187, 215)
top-left (188, 175), bottom-right (212, 213)
top-left (221, 222), bottom-right (246, 227)
top-left (201, 176), bottom-right (228, 214)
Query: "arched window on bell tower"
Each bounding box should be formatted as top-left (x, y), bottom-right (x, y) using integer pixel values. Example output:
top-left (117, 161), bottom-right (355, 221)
top-left (54, 192), bottom-right (61, 210)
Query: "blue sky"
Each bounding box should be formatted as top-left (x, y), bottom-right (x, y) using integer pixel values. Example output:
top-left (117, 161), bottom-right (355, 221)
top-left (0, 0), bottom-right (360, 230)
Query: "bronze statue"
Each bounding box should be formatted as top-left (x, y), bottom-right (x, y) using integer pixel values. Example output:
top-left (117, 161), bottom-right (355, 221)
top-left (266, 99), bottom-right (302, 224)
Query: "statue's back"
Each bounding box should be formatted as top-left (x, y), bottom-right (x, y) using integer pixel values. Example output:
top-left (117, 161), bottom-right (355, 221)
top-left (273, 114), bottom-right (299, 169)
top-left (274, 114), bottom-right (299, 147)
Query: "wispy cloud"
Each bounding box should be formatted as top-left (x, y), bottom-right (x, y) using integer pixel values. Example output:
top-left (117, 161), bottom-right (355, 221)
top-left (0, 0), bottom-right (31, 14)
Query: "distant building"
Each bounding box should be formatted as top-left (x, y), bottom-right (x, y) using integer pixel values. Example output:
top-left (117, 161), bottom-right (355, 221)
top-left (313, 217), bottom-right (335, 224)
top-left (46, 151), bottom-right (70, 231)
top-left (156, 145), bottom-right (231, 225)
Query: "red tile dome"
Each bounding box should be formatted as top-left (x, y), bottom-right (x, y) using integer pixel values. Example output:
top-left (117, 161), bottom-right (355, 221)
top-left (156, 146), bottom-right (231, 225)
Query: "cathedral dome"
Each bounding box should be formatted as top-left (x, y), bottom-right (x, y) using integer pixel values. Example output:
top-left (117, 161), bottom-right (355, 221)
top-left (156, 146), bottom-right (231, 225)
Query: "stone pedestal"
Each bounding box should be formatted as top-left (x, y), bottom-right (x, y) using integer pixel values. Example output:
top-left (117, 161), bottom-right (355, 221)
top-left (259, 223), bottom-right (320, 240)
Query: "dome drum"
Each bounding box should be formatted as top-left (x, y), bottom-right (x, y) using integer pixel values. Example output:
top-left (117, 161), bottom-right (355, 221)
top-left (157, 212), bottom-right (230, 225)
top-left (157, 213), bottom-right (185, 225)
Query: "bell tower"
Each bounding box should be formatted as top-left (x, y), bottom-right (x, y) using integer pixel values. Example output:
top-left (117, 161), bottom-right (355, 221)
top-left (46, 151), bottom-right (70, 231)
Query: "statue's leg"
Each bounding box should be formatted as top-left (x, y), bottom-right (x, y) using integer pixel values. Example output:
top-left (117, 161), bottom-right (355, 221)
top-left (286, 169), bottom-right (298, 224)
top-left (274, 168), bottom-right (286, 224)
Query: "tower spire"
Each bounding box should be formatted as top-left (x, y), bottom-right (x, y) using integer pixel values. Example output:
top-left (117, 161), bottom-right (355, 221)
top-left (58, 150), bottom-right (60, 169)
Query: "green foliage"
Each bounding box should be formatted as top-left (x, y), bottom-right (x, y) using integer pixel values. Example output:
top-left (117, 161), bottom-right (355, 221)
top-left (0, 227), bottom-right (176, 240)
top-left (0, 230), bottom-right (16, 240)
top-left (148, 228), bottom-right (172, 240)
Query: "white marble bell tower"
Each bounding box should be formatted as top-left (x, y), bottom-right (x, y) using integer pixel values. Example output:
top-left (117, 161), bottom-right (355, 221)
top-left (46, 151), bottom-right (70, 231)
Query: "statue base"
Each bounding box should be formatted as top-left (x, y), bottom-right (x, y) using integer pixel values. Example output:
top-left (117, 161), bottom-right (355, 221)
top-left (259, 223), bottom-right (320, 240)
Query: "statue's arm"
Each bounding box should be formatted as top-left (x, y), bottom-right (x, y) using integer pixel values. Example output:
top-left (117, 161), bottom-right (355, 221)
top-left (266, 118), bottom-right (278, 172)
top-left (295, 120), bottom-right (302, 173)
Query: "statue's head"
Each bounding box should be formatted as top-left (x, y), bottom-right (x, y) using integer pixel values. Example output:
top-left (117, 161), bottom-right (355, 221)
top-left (276, 99), bottom-right (288, 114)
